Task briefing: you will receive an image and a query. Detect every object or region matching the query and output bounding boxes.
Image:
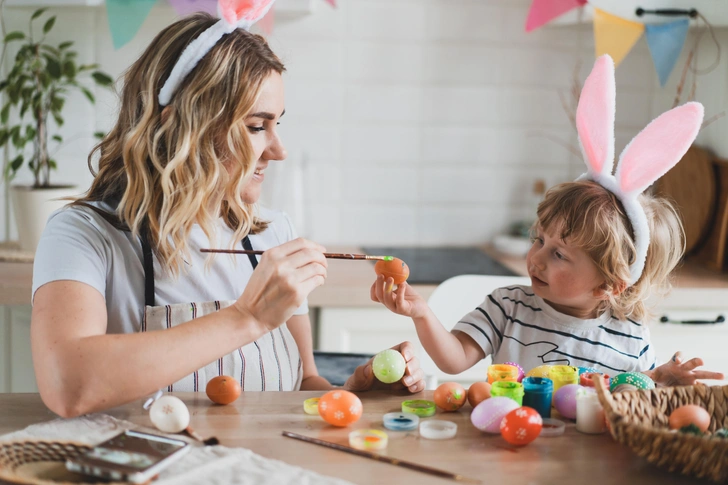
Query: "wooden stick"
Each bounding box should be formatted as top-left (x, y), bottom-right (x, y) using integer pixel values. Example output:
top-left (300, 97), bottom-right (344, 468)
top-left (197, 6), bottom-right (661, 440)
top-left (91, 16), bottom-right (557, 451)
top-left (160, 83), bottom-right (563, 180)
top-left (281, 431), bottom-right (481, 484)
top-left (200, 249), bottom-right (392, 261)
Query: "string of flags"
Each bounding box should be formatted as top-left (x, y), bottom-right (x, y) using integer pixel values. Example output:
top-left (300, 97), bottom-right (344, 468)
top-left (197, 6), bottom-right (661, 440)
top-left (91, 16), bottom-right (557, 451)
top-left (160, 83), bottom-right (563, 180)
top-left (525, 0), bottom-right (692, 87)
top-left (106, 0), bottom-right (336, 50)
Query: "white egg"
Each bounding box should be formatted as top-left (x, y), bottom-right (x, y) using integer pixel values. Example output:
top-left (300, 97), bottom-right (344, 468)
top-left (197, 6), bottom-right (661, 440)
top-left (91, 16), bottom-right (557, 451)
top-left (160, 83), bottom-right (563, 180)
top-left (149, 395), bottom-right (190, 433)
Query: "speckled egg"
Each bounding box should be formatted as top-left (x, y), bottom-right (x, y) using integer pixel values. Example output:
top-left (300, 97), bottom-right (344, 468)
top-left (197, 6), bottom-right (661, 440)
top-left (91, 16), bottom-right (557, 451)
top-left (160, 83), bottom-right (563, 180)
top-left (525, 365), bottom-right (553, 379)
top-left (374, 258), bottom-right (410, 285)
top-left (149, 395), bottom-right (190, 433)
top-left (433, 382), bottom-right (467, 411)
top-left (467, 381), bottom-right (492, 408)
top-left (554, 384), bottom-right (581, 420)
top-left (669, 405), bottom-right (711, 432)
top-left (206, 375), bottom-right (241, 405)
top-left (470, 396), bottom-right (520, 434)
top-left (318, 390), bottom-right (363, 427)
top-left (372, 349), bottom-right (406, 384)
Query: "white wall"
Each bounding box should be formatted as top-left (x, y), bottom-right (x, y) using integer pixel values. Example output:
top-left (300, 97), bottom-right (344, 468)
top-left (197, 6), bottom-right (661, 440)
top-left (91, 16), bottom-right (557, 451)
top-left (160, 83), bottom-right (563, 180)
top-left (2, 0), bottom-right (723, 246)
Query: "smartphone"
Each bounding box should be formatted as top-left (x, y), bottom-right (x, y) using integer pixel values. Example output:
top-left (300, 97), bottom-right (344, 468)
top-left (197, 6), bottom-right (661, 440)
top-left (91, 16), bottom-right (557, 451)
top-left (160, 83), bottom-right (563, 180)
top-left (65, 429), bottom-right (191, 483)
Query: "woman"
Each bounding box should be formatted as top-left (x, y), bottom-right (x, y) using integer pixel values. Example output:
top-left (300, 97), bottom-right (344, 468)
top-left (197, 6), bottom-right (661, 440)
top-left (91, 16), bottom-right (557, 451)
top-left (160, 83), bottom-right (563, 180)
top-left (31, 11), bottom-right (424, 418)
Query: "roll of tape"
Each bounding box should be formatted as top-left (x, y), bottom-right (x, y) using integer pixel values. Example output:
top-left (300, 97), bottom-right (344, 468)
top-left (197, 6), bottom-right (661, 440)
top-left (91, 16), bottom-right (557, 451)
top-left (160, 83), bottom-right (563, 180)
top-left (303, 397), bottom-right (320, 415)
top-left (402, 400), bottom-right (436, 417)
top-left (419, 420), bottom-right (457, 440)
top-left (349, 429), bottom-right (389, 451)
top-left (383, 412), bottom-right (420, 431)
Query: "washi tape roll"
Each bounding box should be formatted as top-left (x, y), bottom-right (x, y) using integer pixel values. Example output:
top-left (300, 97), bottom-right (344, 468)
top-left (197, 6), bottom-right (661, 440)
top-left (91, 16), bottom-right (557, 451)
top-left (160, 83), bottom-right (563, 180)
top-left (419, 420), bottom-right (457, 440)
top-left (402, 400), bottom-right (436, 417)
top-left (303, 397), bottom-right (320, 415)
top-left (609, 372), bottom-right (655, 393)
top-left (349, 429), bottom-right (389, 451)
top-left (539, 418), bottom-right (566, 437)
top-left (383, 412), bottom-right (420, 431)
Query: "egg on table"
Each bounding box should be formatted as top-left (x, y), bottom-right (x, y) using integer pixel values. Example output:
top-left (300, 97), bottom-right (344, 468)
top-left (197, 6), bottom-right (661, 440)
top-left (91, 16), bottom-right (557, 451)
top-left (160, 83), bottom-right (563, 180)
top-left (500, 407), bottom-right (543, 445)
top-left (433, 382), bottom-right (467, 411)
top-left (374, 258), bottom-right (410, 285)
top-left (149, 395), bottom-right (190, 433)
top-left (206, 375), bottom-right (242, 405)
top-left (318, 390), bottom-right (363, 427)
top-left (471, 396), bottom-right (520, 433)
top-left (468, 381), bottom-right (492, 408)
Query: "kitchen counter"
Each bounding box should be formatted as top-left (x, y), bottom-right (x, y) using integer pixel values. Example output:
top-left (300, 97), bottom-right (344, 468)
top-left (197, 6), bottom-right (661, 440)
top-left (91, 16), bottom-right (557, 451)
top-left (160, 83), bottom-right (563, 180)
top-left (1, 242), bottom-right (728, 307)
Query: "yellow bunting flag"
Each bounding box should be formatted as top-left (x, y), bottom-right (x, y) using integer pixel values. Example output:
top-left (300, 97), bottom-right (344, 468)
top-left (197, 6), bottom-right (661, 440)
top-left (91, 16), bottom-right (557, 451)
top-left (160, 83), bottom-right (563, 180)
top-left (593, 8), bottom-right (645, 67)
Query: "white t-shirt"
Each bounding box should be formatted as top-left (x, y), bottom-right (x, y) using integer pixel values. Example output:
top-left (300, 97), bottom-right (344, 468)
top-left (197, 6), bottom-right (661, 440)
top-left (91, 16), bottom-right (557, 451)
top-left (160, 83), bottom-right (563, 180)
top-left (32, 201), bottom-right (308, 334)
top-left (452, 285), bottom-right (657, 375)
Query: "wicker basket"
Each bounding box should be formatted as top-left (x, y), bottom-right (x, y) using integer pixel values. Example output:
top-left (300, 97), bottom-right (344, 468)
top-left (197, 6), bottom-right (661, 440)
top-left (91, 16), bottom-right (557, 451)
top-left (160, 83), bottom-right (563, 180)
top-left (0, 439), bottom-right (126, 485)
top-left (593, 378), bottom-right (728, 483)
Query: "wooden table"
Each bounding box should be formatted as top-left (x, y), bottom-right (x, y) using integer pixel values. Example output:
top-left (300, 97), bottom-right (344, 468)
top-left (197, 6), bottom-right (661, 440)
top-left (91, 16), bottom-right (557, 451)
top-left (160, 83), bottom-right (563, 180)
top-left (0, 391), bottom-right (710, 485)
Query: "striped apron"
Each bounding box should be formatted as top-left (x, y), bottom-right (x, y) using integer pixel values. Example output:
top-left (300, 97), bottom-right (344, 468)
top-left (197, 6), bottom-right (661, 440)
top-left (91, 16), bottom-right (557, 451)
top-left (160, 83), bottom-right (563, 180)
top-left (139, 234), bottom-right (303, 392)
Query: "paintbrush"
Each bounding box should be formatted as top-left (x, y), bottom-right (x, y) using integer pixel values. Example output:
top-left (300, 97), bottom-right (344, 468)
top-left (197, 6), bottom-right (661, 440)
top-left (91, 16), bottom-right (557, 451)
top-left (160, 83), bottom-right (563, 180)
top-left (201, 249), bottom-right (393, 261)
top-left (281, 431), bottom-right (481, 483)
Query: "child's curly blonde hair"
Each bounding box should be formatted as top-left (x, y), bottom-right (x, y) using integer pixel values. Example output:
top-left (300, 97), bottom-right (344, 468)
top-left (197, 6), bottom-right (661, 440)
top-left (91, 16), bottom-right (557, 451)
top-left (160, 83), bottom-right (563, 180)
top-left (536, 181), bottom-right (685, 322)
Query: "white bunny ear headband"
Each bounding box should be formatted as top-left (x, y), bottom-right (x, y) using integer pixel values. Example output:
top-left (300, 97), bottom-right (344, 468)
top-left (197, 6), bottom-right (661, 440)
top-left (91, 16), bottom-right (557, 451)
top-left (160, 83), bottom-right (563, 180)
top-left (158, 0), bottom-right (276, 107)
top-left (576, 55), bottom-right (703, 286)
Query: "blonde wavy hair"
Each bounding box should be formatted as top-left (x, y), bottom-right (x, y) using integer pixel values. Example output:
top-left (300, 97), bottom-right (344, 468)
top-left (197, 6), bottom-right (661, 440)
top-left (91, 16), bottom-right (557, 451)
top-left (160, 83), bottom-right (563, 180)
top-left (536, 181), bottom-right (685, 322)
top-left (75, 13), bottom-right (285, 276)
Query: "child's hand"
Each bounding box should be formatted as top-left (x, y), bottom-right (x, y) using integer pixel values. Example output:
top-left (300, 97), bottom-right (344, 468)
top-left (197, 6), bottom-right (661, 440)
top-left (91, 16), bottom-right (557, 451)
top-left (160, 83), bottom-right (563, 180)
top-left (370, 276), bottom-right (429, 319)
top-left (647, 351), bottom-right (725, 386)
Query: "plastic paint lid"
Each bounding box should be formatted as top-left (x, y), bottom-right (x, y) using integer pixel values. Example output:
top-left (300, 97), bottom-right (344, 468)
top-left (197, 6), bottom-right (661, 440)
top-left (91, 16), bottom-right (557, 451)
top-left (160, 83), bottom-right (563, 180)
top-left (419, 420), bottom-right (458, 440)
top-left (383, 412), bottom-right (420, 431)
top-left (539, 418), bottom-right (566, 437)
top-left (349, 429), bottom-right (389, 451)
top-left (303, 397), bottom-right (320, 415)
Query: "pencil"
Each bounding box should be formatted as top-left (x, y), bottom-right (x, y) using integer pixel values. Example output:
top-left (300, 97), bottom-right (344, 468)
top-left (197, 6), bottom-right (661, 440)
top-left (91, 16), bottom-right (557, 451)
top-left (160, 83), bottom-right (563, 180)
top-left (281, 431), bottom-right (481, 484)
top-left (200, 249), bottom-right (393, 261)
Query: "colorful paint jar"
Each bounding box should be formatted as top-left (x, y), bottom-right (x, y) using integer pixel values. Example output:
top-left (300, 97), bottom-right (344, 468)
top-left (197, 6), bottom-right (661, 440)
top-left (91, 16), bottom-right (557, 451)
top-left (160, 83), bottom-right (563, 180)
top-left (548, 365), bottom-right (579, 396)
top-left (490, 381), bottom-right (524, 405)
top-left (522, 377), bottom-right (553, 418)
top-left (487, 364), bottom-right (519, 384)
top-left (525, 365), bottom-right (553, 379)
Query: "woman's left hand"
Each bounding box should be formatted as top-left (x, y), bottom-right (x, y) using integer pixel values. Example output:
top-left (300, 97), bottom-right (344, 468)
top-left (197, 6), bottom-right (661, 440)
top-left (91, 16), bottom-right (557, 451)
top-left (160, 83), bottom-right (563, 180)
top-left (345, 341), bottom-right (425, 393)
top-left (649, 351), bottom-right (725, 386)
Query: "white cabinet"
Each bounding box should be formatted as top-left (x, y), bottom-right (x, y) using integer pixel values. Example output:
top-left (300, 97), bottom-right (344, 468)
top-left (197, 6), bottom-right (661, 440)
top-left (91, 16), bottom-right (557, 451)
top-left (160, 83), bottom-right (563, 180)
top-left (0, 305), bottom-right (38, 393)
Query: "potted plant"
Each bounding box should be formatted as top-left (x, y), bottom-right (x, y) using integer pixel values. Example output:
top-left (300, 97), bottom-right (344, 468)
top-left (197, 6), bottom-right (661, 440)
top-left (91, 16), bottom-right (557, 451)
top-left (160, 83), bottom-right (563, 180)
top-left (0, 5), bottom-right (113, 251)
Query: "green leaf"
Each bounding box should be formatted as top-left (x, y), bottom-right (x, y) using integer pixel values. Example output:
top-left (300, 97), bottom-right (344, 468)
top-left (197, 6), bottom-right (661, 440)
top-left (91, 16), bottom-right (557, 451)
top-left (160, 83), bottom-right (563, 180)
top-left (0, 105), bottom-right (9, 124)
top-left (52, 112), bottom-right (64, 127)
top-left (10, 126), bottom-right (24, 149)
top-left (81, 87), bottom-right (95, 104)
top-left (59, 41), bottom-right (73, 50)
top-left (7, 155), bottom-right (24, 180)
top-left (78, 63), bottom-right (99, 72)
top-left (24, 126), bottom-right (37, 143)
top-left (45, 56), bottom-right (62, 79)
top-left (3, 31), bottom-right (25, 42)
top-left (31, 8), bottom-right (47, 20)
top-left (51, 95), bottom-right (65, 112)
top-left (63, 61), bottom-right (77, 79)
top-left (48, 159), bottom-right (57, 170)
top-left (43, 16), bottom-right (57, 35)
top-left (93, 131), bottom-right (105, 139)
top-left (0, 81), bottom-right (7, 92)
top-left (41, 45), bottom-right (61, 59)
top-left (0, 130), bottom-right (8, 148)
top-left (91, 71), bottom-right (114, 87)
top-left (19, 101), bottom-right (29, 118)
top-left (52, 134), bottom-right (63, 143)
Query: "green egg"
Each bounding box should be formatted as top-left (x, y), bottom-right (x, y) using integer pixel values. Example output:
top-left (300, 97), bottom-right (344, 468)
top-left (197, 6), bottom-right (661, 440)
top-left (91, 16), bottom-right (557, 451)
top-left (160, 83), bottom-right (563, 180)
top-left (372, 349), bottom-right (406, 384)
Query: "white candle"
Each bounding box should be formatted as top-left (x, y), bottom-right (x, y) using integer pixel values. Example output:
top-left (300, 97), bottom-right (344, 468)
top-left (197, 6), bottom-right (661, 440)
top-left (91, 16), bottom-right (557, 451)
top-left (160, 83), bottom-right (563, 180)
top-left (576, 388), bottom-right (607, 434)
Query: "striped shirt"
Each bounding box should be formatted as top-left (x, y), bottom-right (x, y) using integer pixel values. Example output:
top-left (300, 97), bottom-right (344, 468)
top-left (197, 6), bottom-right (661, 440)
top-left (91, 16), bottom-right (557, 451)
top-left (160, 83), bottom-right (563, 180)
top-left (452, 286), bottom-right (657, 375)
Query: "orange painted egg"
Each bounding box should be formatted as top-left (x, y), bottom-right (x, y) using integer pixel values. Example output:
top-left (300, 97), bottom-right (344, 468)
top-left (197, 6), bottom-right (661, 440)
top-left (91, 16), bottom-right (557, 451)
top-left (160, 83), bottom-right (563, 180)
top-left (374, 258), bottom-right (410, 285)
top-left (318, 390), bottom-right (363, 427)
top-left (500, 407), bottom-right (543, 446)
top-left (669, 405), bottom-right (711, 432)
top-left (467, 381), bottom-right (492, 408)
top-left (206, 376), bottom-right (241, 405)
top-left (433, 382), bottom-right (467, 412)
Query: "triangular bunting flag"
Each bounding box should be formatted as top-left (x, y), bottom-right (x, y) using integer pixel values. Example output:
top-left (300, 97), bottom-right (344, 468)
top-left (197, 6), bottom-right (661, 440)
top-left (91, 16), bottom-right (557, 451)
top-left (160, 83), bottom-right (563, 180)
top-left (645, 19), bottom-right (690, 87)
top-left (594, 8), bottom-right (645, 66)
top-left (525, 0), bottom-right (587, 32)
top-left (167, 0), bottom-right (218, 16)
top-left (106, 0), bottom-right (158, 50)
top-left (258, 7), bottom-right (275, 34)
top-left (324, 0), bottom-right (336, 7)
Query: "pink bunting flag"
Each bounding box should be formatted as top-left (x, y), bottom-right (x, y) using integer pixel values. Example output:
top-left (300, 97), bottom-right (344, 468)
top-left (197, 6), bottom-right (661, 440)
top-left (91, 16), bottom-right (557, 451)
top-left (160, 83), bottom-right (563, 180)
top-left (525, 0), bottom-right (587, 32)
top-left (324, 0), bottom-right (336, 7)
top-left (257, 7), bottom-right (275, 34)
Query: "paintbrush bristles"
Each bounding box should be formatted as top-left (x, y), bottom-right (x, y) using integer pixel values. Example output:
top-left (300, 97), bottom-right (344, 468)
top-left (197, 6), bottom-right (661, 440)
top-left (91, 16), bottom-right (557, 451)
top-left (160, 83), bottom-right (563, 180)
top-left (200, 248), bottom-right (391, 261)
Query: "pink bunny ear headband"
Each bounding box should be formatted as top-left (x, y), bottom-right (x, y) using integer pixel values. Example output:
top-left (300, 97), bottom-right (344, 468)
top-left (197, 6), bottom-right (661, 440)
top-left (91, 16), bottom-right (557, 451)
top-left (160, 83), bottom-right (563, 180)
top-left (158, 0), bottom-right (276, 106)
top-left (576, 55), bottom-right (703, 286)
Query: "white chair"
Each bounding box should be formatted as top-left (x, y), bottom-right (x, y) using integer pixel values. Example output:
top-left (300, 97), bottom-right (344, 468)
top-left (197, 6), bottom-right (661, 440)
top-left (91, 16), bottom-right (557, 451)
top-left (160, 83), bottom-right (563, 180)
top-left (422, 274), bottom-right (531, 389)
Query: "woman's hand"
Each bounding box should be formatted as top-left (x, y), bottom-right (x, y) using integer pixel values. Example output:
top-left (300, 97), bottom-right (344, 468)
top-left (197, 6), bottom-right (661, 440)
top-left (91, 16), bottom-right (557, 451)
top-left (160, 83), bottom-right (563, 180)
top-left (370, 277), bottom-right (429, 319)
top-left (344, 342), bottom-right (425, 393)
top-left (646, 351), bottom-right (725, 386)
top-left (233, 238), bottom-right (327, 332)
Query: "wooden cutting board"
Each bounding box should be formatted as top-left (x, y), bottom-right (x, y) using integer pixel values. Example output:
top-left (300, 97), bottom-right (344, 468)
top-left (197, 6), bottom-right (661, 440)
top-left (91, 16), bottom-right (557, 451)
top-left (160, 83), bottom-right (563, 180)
top-left (655, 145), bottom-right (716, 256)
